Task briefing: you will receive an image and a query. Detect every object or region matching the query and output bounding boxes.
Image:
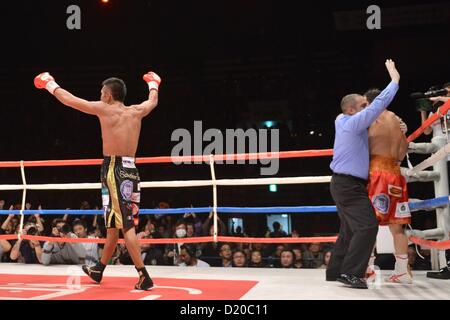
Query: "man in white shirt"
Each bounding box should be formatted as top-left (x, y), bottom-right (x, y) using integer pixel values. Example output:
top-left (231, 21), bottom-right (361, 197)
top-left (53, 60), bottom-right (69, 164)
top-left (178, 245), bottom-right (210, 267)
top-left (73, 219), bottom-right (99, 267)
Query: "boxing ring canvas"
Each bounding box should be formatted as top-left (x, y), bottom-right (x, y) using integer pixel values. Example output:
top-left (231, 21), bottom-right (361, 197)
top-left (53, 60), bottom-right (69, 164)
top-left (0, 264), bottom-right (449, 300)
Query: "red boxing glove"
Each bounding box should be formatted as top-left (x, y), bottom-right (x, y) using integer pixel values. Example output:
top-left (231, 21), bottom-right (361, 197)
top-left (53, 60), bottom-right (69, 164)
top-left (34, 72), bottom-right (60, 94)
top-left (143, 71), bottom-right (161, 92)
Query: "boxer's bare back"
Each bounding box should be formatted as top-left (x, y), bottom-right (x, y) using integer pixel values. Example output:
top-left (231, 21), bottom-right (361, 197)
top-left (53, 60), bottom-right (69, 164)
top-left (98, 103), bottom-right (143, 157)
top-left (34, 71), bottom-right (160, 159)
top-left (368, 110), bottom-right (408, 161)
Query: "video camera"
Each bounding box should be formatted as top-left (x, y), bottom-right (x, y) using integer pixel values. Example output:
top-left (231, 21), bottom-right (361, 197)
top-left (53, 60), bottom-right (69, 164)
top-left (411, 86), bottom-right (449, 112)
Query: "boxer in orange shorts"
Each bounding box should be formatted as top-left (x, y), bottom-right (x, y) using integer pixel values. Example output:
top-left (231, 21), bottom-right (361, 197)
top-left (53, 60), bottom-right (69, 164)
top-left (365, 88), bottom-right (412, 284)
top-left (368, 155), bottom-right (410, 226)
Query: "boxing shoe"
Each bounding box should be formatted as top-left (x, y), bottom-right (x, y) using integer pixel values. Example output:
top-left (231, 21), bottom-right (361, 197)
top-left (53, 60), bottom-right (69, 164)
top-left (82, 262), bottom-right (105, 283)
top-left (385, 271), bottom-right (413, 284)
top-left (135, 266), bottom-right (154, 290)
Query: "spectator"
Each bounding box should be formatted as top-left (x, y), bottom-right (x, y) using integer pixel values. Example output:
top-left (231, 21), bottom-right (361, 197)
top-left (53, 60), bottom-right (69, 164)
top-left (267, 223), bottom-right (287, 258)
top-left (292, 247), bottom-right (303, 269)
top-left (0, 199), bottom-right (4, 210)
top-left (183, 212), bottom-right (203, 237)
top-left (136, 221), bottom-right (165, 266)
top-left (303, 243), bottom-right (324, 268)
top-left (179, 245), bottom-right (210, 267)
top-left (231, 225), bottom-right (246, 237)
top-left (154, 202), bottom-right (174, 235)
top-left (279, 250), bottom-right (295, 268)
top-left (147, 219), bottom-right (157, 233)
top-left (164, 220), bottom-right (187, 266)
top-left (24, 204), bottom-right (45, 234)
top-left (41, 220), bottom-right (86, 265)
top-left (79, 200), bottom-right (90, 210)
top-left (183, 221), bottom-right (203, 258)
top-left (217, 243), bottom-right (233, 267)
top-left (186, 222), bottom-right (195, 238)
top-left (291, 229), bottom-right (300, 238)
top-left (200, 213), bottom-right (228, 261)
top-left (91, 214), bottom-right (106, 239)
top-left (232, 250), bottom-right (247, 267)
top-left (202, 211), bottom-right (227, 236)
top-left (273, 244), bottom-right (285, 259)
top-left (157, 224), bottom-right (168, 238)
top-left (251, 242), bottom-right (269, 257)
top-left (249, 250), bottom-right (265, 268)
top-left (143, 243), bottom-right (165, 266)
top-left (269, 221), bottom-right (287, 238)
top-left (63, 200), bottom-right (91, 224)
top-left (73, 219), bottom-right (99, 267)
top-left (242, 243), bottom-right (251, 259)
top-left (320, 250), bottom-right (332, 269)
top-left (115, 243), bottom-right (134, 265)
top-left (0, 232), bottom-right (12, 261)
top-left (9, 224), bottom-right (43, 264)
top-left (138, 219), bottom-right (159, 244)
top-left (1, 212), bottom-right (18, 235)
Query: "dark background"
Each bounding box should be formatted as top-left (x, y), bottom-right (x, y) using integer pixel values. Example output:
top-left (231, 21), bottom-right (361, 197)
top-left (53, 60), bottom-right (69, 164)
top-left (0, 0), bottom-right (449, 235)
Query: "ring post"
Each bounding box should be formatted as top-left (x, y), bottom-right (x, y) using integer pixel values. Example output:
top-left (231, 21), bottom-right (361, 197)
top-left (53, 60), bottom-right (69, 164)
top-left (432, 131), bottom-right (450, 269)
top-left (209, 154), bottom-right (218, 243)
top-left (18, 160), bottom-right (27, 240)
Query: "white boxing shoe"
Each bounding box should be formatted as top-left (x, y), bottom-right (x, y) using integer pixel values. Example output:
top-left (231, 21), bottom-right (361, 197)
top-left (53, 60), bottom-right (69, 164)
top-left (385, 270), bottom-right (413, 284)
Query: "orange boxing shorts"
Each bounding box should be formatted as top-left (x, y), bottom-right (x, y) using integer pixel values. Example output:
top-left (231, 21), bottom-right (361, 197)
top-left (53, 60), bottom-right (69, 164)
top-left (368, 155), bottom-right (411, 225)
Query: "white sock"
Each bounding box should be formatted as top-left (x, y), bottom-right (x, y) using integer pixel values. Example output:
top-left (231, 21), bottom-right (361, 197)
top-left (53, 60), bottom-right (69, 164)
top-left (394, 254), bottom-right (408, 274)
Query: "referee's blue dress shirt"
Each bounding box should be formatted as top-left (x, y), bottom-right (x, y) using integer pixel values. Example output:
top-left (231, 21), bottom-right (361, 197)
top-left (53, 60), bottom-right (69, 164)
top-left (330, 81), bottom-right (399, 180)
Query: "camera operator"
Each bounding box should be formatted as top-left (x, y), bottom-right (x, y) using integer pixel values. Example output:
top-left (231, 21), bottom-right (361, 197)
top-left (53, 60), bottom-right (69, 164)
top-left (41, 219), bottom-right (86, 265)
top-left (419, 83), bottom-right (450, 137)
top-left (9, 223), bottom-right (43, 264)
top-left (0, 229), bottom-right (12, 261)
top-left (73, 219), bottom-right (99, 267)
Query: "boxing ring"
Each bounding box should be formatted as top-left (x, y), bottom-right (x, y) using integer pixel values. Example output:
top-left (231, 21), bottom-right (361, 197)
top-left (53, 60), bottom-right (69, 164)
top-left (0, 100), bottom-right (450, 300)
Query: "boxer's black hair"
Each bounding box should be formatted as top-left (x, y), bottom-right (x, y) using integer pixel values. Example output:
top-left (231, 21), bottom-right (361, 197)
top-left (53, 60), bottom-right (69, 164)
top-left (443, 82), bottom-right (450, 89)
top-left (364, 88), bottom-right (381, 104)
top-left (102, 77), bottom-right (127, 102)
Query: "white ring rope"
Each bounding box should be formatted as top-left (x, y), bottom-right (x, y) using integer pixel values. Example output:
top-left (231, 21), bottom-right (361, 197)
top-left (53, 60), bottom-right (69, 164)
top-left (209, 155), bottom-right (218, 243)
top-left (18, 161), bottom-right (27, 240)
top-left (407, 142), bottom-right (450, 176)
top-left (0, 176), bottom-right (333, 191)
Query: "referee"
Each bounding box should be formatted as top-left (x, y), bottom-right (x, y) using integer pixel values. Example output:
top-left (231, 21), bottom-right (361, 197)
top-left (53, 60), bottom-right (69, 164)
top-left (326, 59), bottom-right (400, 288)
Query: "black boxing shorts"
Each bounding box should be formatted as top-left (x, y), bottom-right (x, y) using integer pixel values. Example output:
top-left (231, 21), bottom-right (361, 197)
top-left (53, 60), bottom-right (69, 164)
top-left (101, 156), bottom-right (140, 230)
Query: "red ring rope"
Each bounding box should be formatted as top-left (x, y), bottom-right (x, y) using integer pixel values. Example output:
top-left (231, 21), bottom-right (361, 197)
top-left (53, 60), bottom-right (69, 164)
top-left (0, 150), bottom-right (333, 168)
top-left (0, 234), bottom-right (336, 244)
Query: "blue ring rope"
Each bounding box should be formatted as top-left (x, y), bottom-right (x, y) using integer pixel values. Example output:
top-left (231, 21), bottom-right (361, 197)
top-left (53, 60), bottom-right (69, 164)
top-left (0, 196), bottom-right (447, 215)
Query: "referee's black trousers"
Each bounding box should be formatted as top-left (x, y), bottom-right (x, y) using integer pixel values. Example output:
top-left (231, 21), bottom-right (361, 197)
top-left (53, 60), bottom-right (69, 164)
top-left (326, 173), bottom-right (379, 278)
